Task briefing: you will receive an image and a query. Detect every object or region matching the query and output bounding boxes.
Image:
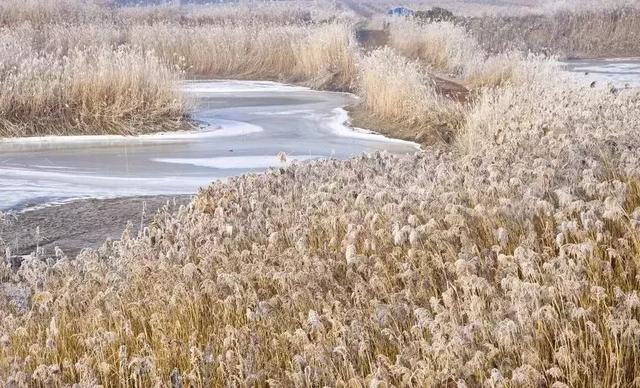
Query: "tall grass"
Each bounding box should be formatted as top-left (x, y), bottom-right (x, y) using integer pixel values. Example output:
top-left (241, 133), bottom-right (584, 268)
top-left (0, 0), bottom-right (108, 26)
top-left (358, 47), bottom-right (463, 141)
top-left (128, 23), bottom-right (301, 79)
top-left (465, 7), bottom-right (640, 58)
top-left (387, 19), bottom-right (558, 90)
top-left (0, 39), bottom-right (185, 137)
top-left (292, 23), bottom-right (358, 90)
top-left (118, 1), bottom-right (349, 26)
top-left (0, 1), bottom-right (360, 137)
top-left (0, 0), bottom-right (348, 27)
top-left (1, 1), bottom-right (640, 385)
top-left (0, 0), bottom-right (584, 139)
top-left (129, 22), bottom-right (358, 91)
top-left (388, 20), bottom-right (482, 77)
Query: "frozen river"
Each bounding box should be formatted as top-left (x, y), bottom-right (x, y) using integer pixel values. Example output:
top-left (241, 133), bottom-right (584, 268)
top-left (4, 60), bottom-right (638, 211)
top-left (0, 81), bottom-right (419, 211)
top-left (562, 58), bottom-right (640, 88)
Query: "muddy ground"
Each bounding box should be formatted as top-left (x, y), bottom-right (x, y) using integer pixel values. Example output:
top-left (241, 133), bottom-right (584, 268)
top-left (1, 195), bottom-right (191, 258)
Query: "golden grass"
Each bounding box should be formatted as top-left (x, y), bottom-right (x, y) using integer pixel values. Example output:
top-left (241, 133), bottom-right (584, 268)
top-left (358, 47), bottom-right (464, 142)
top-left (0, 1), bottom-right (360, 137)
top-left (129, 23), bottom-right (300, 79)
top-left (386, 19), bottom-right (562, 90)
top-left (0, 40), bottom-right (186, 137)
top-left (129, 22), bottom-right (358, 91)
top-left (291, 23), bottom-right (359, 91)
top-left (388, 19), bottom-right (481, 77)
top-left (0, 0), bottom-right (580, 139)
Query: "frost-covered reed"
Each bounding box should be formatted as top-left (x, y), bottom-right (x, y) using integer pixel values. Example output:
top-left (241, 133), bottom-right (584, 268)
top-left (358, 48), bottom-right (464, 142)
top-left (388, 20), bottom-right (482, 77)
top-left (129, 22), bottom-right (358, 91)
top-left (0, 0), bottom-right (107, 26)
top-left (465, 7), bottom-right (640, 58)
top-left (0, 1), bottom-right (358, 136)
top-left (387, 19), bottom-right (555, 89)
top-left (0, 35), bottom-right (185, 137)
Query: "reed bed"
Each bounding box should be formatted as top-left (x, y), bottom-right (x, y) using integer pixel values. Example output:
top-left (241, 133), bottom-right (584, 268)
top-left (465, 7), bottom-right (640, 58)
top-left (0, 0), bottom-right (578, 138)
top-left (0, 32), bottom-right (185, 137)
top-left (377, 1), bottom-right (640, 58)
top-left (128, 22), bottom-right (358, 91)
top-left (2, 65), bottom-right (640, 385)
top-left (0, 0), bottom-right (360, 137)
top-left (358, 47), bottom-right (463, 141)
top-left (117, 1), bottom-right (350, 26)
top-left (0, 0), bottom-right (347, 27)
top-left (0, 0), bottom-right (108, 26)
top-left (387, 19), bottom-right (557, 89)
top-left (388, 20), bottom-right (481, 77)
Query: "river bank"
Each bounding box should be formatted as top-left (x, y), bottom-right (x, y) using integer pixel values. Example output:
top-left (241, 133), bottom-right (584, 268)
top-left (1, 195), bottom-right (190, 258)
top-left (0, 80), bottom-right (420, 257)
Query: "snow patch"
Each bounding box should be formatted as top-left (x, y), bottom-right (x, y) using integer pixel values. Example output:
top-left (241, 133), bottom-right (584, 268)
top-left (181, 80), bottom-right (310, 94)
top-left (154, 155), bottom-right (323, 169)
top-left (0, 119), bottom-right (263, 152)
top-left (328, 107), bottom-right (421, 149)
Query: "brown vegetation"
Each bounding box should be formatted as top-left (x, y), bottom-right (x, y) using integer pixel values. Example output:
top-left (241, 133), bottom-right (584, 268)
top-left (0, 44), bottom-right (185, 137)
top-left (355, 1), bottom-right (640, 58)
top-left (357, 47), bottom-right (464, 143)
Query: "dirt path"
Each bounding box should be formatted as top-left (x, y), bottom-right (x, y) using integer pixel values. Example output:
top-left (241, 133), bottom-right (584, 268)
top-left (1, 195), bottom-right (191, 258)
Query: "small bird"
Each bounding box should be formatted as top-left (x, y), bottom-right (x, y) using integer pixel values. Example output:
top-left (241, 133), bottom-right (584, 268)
top-left (590, 81), bottom-right (596, 88)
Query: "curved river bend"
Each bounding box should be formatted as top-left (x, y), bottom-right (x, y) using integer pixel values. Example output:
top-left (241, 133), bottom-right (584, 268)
top-left (0, 81), bottom-right (419, 211)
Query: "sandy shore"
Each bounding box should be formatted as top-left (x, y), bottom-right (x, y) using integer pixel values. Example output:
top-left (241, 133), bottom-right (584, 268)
top-left (1, 195), bottom-right (191, 258)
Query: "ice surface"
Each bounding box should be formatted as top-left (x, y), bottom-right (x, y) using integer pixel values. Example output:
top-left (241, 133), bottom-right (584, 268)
top-left (154, 155), bottom-right (323, 169)
top-left (561, 58), bottom-right (640, 88)
top-left (0, 80), bottom-right (419, 211)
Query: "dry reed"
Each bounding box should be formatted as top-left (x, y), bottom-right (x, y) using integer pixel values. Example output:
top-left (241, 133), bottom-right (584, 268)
top-left (0, 37), bottom-right (185, 137)
top-left (128, 22), bottom-right (358, 91)
top-left (0, 1), bottom-right (360, 137)
top-left (465, 7), bottom-right (640, 58)
top-left (358, 47), bottom-right (463, 141)
top-left (388, 19), bottom-right (481, 77)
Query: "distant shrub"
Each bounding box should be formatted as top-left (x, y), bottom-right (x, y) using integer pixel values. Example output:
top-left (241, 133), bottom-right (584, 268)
top-left (414, 7), bottom-right (456, 23)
